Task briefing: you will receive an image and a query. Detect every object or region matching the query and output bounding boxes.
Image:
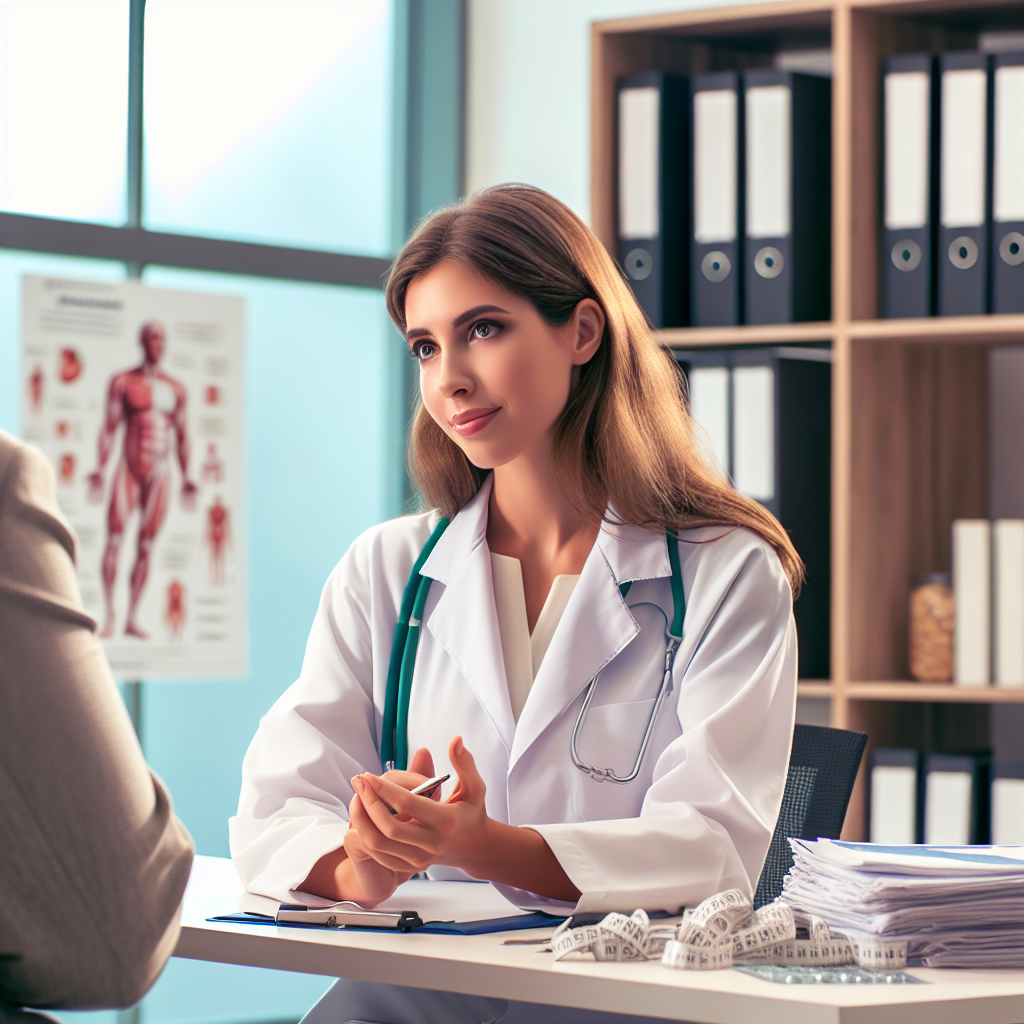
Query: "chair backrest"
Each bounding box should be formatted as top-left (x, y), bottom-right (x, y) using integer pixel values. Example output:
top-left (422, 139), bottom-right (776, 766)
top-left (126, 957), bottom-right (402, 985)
top-left (753, 723), bottom-right (868, 908)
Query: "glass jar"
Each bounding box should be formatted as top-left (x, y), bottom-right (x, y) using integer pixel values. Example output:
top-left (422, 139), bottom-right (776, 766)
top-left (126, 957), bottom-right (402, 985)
top-left (908, 572), bottom-right (954, 682)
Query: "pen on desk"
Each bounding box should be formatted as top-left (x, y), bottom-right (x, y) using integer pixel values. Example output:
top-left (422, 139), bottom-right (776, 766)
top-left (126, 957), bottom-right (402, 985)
top-left (381, 773), bottom-right (450, 815)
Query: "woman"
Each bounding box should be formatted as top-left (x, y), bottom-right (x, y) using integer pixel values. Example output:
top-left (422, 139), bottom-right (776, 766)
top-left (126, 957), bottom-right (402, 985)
top-left (230, 184), bottom-right (800, 1023)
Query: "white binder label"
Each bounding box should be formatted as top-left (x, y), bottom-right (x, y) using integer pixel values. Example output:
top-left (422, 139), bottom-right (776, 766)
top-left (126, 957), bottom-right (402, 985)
top-left (746, 85), bottom-right (791, 239)
top-left (885, 72), bottom-right (930, 230)
top-left (694, 89), bottom-right (737, 244)
top-left (994, 66), bottom-right (1024, 223)
top-left (870, 765), bottom-right (917, 845)
top-left (953, 519), bottom-right (991, 686)
top-left (924, 770), bottom-right (972, 845)
top-left (688, 366), bottom-right (729, 480)
top-left (941, 69), bottom-right (987, 228)
top-left (993, 519), bottom-right (1024, 687)
top-left (992, 778), bottom-right (1024, 845)
top-left (618, 87), bottom-right (660, 240)
top-left (732, 365), bottom-right (774, 502)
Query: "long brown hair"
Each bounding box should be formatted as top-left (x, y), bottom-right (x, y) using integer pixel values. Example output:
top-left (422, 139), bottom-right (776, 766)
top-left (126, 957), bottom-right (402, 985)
top-left (385, 184), bottom-right (804, 593)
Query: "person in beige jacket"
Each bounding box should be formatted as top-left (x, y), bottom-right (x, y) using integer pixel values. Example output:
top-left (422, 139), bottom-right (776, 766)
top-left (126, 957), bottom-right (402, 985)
top-left (0, 430), bottom-right (194, 1021)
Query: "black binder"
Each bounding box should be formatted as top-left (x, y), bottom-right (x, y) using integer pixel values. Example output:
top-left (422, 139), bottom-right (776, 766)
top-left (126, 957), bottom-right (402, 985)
top-left (937, 51), bottom-right (991, 316)
top-left (675, 346), bottom-right (830, 678)
top-left (691, 72), bottom-right (742, 326)
top-left (615, 72), bottom-right (690, 328)
top-left (743, 70), bottom-right (831, 324)
top-left (991, 52), bottom-right (1024, 314)
top-left (881, 54), bottom-right (938, 318)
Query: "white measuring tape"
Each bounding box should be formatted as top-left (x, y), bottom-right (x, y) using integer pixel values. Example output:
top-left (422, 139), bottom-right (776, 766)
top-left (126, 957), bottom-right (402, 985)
top-left (551, 890), bottom-right (908, 971)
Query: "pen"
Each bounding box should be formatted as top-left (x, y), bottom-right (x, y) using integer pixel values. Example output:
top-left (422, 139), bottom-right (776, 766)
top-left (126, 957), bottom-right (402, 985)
top-left (381, 773), bottom-right (450, 815)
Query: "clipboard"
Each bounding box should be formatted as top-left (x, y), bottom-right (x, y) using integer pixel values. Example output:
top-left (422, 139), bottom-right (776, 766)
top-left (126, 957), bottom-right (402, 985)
top-left (208, 909), bottom-right (565, 935)
top-left (211, 878), bottom-right (569, 935)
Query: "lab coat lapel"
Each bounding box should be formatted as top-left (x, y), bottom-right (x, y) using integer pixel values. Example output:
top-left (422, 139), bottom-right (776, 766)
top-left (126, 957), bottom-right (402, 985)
top-left (508, 520), bottom-right (671, 769)
top-left (419, 477), bottom-right (516, 752)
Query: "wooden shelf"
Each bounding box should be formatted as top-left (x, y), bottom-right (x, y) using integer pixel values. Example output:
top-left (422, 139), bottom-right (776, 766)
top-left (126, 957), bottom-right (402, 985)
top-left (797, 680), bottom-right (835, 698)
top-left (847, 682), bottom-right (1024, 703)
top-left (592, 0), bottom-right (832, 37)
top-left (653, 316), bottom-right (1024, 349)
top-left (655, 322), bottom-right (834, 348)
top-left (848, 315), bottom-right (1024, 344)
top-left (593, 0), bottom-right (1023, 842)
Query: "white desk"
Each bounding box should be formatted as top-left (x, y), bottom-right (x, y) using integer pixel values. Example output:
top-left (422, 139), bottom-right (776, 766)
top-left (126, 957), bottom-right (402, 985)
top-left (175, 857), bottom-right (1024, 1024)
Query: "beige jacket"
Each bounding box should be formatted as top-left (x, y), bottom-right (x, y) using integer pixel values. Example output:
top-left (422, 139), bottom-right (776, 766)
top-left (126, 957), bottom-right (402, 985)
top-left (0, 431), bottom-right (194, 1012)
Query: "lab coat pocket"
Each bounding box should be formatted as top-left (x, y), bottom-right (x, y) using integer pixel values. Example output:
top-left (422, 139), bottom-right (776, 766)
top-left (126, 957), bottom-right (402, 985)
top-left (569, 697), bottom-right (656, 821)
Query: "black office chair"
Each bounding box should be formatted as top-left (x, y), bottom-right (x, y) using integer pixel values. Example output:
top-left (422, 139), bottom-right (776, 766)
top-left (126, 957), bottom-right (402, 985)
top-left (753, 723), bottom-right (868, 908)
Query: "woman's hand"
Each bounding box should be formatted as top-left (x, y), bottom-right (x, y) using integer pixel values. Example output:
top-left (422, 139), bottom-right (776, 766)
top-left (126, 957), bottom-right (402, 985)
top-left (350, 736), bottom-right (490, 876)
top-left (349, 736), bottom-right (581, 902)
top-left (299, 746), bottom-right (439, 906)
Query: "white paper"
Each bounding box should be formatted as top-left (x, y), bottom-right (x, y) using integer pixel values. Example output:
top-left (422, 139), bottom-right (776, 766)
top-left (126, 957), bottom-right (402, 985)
top-left (924, 771), bottom-right (973, 846)
top-left (687, 366), bottom-right (729, 480)
top-left (745, 85), bottom-right (791, 239)
top-left (732, 365), bottom-right (774, 502)
top-left (693, 89), bottom-right (737, 244)
top-left (870, 765), bottom-right (917, 845)
top-left (941, 68), bottom-right (988, 228)
top-left (953, 519), bottom-right (991, 686)
top-left (618, 86), bottom-right (660, 240)
top-left (994, 65), bottom-right (1024, 223)
top-left (885, 71), bottom-right (931, 230)
top-left (20, 275), bottom-right (247, 678)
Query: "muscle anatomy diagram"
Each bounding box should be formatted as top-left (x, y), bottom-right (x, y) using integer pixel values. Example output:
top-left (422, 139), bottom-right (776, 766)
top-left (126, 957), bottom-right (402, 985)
top-left (87, 322), bottom-right (198, 638)
top-left (22, 274), bottom-right (247, 676)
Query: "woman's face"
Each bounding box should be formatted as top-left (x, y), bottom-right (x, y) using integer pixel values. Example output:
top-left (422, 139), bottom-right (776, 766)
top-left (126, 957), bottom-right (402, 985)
top-left (403, 260), bottom-right (603, 470)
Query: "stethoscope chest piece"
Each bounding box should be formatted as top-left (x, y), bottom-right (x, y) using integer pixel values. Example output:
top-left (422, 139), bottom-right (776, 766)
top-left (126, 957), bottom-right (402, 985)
top-left (570, 600), bottom-right (682, 784)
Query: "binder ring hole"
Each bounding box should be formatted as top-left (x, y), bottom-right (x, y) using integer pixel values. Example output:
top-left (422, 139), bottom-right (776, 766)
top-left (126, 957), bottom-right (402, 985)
top-left (948, 236), bottom-right (978, 270)
top-left (624, 248), bottom-right (653, 280)
top-left (701, 251), bottom-right (731, 283)
top-left (754, 246), bottom-right (785, 279)
top-left (890, 239), bottom-right (922, 273)
top-left (999, 231), bottom-right (1024, 267)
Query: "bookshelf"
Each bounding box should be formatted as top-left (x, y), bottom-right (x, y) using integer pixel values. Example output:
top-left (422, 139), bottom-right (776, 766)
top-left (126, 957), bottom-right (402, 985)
top-left (592, 0), bottom-right (1024, 840)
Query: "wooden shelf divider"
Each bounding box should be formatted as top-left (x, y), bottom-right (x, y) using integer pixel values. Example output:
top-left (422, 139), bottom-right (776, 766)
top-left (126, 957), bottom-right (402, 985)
top-left (847, 683), bottom-right (1024, 704)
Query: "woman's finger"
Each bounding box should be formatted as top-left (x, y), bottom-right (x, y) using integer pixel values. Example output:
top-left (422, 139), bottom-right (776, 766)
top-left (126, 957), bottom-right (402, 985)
top-left (408, 746), bottom-right (436, 782)
top-left (349, 785), bottom-right (436, 869)
top-left (447, 735), bottom-right (486, 806)
top-left (352, 777), bottom-right (445, 852)
top-left (354, 774), bottom-right (446, 832)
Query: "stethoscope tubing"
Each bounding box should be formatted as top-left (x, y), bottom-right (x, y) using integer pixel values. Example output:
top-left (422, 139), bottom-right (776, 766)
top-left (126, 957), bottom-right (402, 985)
top-left (381, 522), bottom-right (685, 781)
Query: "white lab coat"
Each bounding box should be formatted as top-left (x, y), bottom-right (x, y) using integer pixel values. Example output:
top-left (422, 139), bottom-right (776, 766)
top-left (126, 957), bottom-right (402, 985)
top-left (230, 475), bottom-right (797, 913)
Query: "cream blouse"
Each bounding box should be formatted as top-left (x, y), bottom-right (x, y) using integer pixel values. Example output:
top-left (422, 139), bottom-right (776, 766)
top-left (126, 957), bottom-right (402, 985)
top-left (489, 550), bottom-right (580, 722)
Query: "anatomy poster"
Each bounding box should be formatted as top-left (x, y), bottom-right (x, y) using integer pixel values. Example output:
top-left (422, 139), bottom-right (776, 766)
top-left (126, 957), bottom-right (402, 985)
top-left (20, 275), bottom-right (246, 678)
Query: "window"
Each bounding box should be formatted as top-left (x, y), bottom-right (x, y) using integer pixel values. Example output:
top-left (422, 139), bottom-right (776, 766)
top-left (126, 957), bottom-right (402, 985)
top-left (0, 0), bottom-right (129, 223)
top-left (143, 0), bottom-right (394, 253)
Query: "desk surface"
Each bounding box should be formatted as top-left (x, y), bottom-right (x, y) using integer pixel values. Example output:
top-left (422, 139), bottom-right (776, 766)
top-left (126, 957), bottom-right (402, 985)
top-left (176, 856), bottom-right (1024, 1024)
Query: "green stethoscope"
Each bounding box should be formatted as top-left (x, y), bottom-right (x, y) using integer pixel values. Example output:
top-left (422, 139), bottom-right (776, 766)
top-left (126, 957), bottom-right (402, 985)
top-left (381, 518), bottom-right (685, 782)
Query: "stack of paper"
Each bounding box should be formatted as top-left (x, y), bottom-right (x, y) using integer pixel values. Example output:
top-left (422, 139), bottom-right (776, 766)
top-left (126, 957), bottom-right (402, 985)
top-left (780, 839), bottom-right (1024, 968)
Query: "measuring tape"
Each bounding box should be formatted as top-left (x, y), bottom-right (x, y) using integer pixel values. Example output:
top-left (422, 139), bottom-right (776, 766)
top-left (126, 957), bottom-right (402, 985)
top-left (552, 890), bottom-right (908, 971)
